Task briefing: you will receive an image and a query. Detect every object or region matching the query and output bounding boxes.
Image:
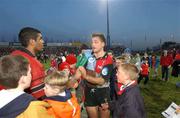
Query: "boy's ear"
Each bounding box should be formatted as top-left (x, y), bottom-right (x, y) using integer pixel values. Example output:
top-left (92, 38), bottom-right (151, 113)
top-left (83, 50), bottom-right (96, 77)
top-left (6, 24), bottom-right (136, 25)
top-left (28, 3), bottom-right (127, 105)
top-left (18, 75), bottom-right (26, 85)
top-left (126, 75), bottom-right (131, 81)
top-left (53, 87), bottom-right (60, 94)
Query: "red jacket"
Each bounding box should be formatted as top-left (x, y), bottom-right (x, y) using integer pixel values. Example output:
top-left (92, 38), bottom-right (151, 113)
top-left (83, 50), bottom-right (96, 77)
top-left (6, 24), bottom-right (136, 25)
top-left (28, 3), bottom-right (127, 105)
top-left (50, 59), bottom-right (57, 68)
top-left (11, 49), bottom-right (45, 99)
top-left (175, 54), bottom-right (180, 60)
top-left (141, 63), bottom-right (149, 75)
top-left (0, 85), bottom-right (5, 90)
top-left (160, 55), bottom-right (173, 66)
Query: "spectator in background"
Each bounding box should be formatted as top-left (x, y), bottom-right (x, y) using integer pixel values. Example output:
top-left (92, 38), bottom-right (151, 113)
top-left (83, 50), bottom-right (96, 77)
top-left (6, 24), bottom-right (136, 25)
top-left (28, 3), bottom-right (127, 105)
top-left (135, 53), bottom-right (141, 72)
top-left (171, 50), bottom-right (180, 77)
top-left (141, 52), bottom-right (151, 67)
top-left (151, 54), bottom-right (159, 79)
top-left (138, 58), bottom-right (149, 85)
top-left (66, 53), bottom-right (77, 75)
top-left (46, 55), bottom-right (57, 75)
top-left (160, 50), bottom-right (173, 81)
top-left (58, 54), bottom-right (77, 76)
top-left (141, 52), bottom-right (148, 61)
top-left (172, 48), bottom-right (177, 59)
top-left (11, 27), bottom-right (45, 99)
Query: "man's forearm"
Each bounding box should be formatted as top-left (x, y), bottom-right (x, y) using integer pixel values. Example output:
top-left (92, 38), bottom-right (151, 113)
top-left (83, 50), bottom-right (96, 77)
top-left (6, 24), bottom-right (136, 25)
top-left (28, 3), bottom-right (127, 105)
top-left (85, 75), bottom-right (105, 85)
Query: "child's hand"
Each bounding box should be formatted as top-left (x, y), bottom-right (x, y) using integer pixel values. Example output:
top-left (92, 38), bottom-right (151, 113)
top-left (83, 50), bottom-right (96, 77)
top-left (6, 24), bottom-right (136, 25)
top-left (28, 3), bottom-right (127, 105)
top-left (175, 106), bottom-right (180, 114)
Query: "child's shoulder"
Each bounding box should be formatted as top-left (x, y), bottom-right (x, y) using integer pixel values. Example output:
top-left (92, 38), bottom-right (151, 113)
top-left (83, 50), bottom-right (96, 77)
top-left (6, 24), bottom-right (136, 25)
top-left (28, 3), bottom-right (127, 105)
top-left (29, 101), bottom-right (50, 107)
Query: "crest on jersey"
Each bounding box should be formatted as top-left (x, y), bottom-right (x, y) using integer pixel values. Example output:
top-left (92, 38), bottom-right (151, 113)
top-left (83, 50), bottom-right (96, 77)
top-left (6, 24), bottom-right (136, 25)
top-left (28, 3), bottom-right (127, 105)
top-left (88, 57), bottom-right (95, 63)
top-left (102, 67), bottom-right (108, 76)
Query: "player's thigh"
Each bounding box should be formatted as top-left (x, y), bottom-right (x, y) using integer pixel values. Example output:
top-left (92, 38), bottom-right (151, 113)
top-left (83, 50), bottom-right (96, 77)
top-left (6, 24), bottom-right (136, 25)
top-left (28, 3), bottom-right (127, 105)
top-left (86, 106), bottom-right (99, 118)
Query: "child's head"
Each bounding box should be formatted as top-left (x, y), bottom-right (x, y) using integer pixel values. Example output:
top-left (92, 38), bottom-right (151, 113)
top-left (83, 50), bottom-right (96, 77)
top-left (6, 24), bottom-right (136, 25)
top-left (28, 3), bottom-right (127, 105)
top-left (142, 58), bottom-right (148, 64)
top-left (58, 62), bottom-right (71, 76)
top-left (44, 71), bottom-right (69, 97)
top-left (145, 59), bottom-right (148, 64)
top-left (0, 55), bottom-right (31, 89)
top-left (144, 52), bottom-right (148, 57)
top-left (66, 54), bottom-right (77, 69)
top-left (152, 54), bottom-right (156, 59)
top-left (116, 63), bottom-right (139, 84)
top-left (163, 50), bottom-right (168, 56)
top-left (136, 53), bottom-right (140, 57)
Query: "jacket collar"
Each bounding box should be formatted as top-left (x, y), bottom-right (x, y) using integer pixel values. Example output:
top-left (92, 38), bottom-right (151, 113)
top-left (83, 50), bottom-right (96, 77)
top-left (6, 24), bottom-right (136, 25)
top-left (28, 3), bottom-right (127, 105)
top-left (45, 90), bottom-right (72, 102)
top-left (16, 47), bottom-right (35, 57)
top-left (0, 93), bottom-right (35, 117)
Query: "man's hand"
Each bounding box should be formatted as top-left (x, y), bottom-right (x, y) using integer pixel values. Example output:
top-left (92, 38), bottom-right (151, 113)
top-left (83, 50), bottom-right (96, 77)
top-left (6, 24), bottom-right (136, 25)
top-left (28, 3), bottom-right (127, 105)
top-left (100, 103), bottom-right (109, 110)
top-left (78, 66), bottom-right (87, 78)
top-left (66, 78), bottom-right (78, 89)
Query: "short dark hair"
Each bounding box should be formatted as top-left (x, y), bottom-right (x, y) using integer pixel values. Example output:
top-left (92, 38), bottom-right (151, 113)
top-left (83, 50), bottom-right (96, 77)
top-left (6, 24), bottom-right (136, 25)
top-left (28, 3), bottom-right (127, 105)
top-left (0, 55), bottom-right (29, 88)
top-left (18, 27), bottom-right (41, 47)
top-left (92, 33), bottom-right (106, 44)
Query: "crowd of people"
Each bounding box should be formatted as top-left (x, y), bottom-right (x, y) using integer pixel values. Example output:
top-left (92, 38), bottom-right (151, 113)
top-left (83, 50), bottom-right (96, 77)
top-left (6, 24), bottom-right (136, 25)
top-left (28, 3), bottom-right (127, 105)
top-left (0, 27), bottom-right (179, 118)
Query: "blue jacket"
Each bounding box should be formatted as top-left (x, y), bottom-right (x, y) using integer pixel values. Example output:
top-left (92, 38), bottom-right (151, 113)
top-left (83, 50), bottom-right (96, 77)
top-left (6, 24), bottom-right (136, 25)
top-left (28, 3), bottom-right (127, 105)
top-left (0, 93), bottom-right (35, 117)
top-left (0, 93), bottom-right (54, 118)
top-left (109, 84), bottom-right (146, 118)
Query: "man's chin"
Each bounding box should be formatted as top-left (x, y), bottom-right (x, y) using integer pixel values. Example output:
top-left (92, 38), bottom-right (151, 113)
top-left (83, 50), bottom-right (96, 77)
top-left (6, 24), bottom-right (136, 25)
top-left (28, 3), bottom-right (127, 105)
top-left (117, 80), bottom-right (123, 84)
top-left (92, 49), bottom-right (98, 53)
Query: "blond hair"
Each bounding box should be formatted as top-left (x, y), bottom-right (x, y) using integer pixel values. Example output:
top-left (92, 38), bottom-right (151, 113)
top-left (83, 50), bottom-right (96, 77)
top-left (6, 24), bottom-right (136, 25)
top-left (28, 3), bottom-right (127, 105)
top-left (118, 63), bottom-right (139, 80)
top-left (115, 55), bottom-right (126, 63)
top-left (44, 71), bottom-right (69, 92)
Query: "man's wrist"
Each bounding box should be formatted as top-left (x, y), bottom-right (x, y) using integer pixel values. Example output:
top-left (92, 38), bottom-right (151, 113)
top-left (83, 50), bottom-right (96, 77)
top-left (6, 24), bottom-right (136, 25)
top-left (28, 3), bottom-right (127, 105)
top-left (85, 75), bottom-right (90, 80)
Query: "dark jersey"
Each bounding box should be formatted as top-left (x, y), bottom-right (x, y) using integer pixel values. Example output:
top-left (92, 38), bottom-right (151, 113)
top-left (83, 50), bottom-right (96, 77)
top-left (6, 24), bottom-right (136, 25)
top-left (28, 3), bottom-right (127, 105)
top-left (85, 52), bottom-right (113, 88)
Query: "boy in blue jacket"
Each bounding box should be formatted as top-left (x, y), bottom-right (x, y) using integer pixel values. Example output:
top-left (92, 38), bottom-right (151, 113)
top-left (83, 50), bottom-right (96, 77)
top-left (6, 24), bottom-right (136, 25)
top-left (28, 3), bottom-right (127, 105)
top-left (102, 63), bottom-right (146, 118)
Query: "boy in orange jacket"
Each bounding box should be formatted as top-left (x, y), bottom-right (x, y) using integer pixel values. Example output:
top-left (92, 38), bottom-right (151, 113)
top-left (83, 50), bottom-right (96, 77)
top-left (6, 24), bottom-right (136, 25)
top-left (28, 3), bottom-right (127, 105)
top-left (43, 71), bottom-right (81, 118)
